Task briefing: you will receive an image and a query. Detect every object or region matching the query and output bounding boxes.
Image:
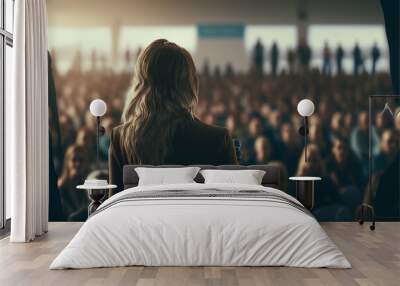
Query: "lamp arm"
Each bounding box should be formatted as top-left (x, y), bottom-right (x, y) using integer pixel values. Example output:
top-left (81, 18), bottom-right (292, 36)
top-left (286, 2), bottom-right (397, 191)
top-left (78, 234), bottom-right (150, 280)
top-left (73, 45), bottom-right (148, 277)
top-left (304, 116), bottom-right (308, 163)
top-left (96, 116), bottom-right (100, 168)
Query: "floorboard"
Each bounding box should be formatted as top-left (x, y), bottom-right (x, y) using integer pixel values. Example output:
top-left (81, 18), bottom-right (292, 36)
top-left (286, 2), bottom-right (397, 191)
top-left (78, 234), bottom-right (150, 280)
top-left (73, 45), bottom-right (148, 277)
top-left (0, 222), bottom-right (399, 286)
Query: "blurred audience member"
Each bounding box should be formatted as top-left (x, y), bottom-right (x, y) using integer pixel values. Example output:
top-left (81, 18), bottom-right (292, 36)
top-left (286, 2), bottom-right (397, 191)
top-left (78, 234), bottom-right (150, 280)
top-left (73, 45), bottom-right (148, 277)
top-left (252, 136), bottom-right (272, 164)
top-left (296, 144), bottom-right (325, 177)
top-left (296, 144), bottom-right (350, 220)
top-left (287, 48), bottom-right (296, 74)
top-left (278, 123), bottom-right (301, 175)
top-left (322, 42), bottom-right (332, 75)
top-left (350, 111), bottom-right (380, 174)
top-left (252, 39), bottom-right (265, 74)
top-left (371, 42), bottom-right (381, 75)
top-left (375, 152), bottom-right (400, 218)
top-left (270, 42), bottom-right (279, 76)
top-left (57, 145), bottom-right (89, 221)
top-left (352, 43), bottom-right (364, 75)
top-left (325, 137), bottom-right (364, 217)
top-left (375, 111), bottom-right (394, 135)
top-left (374, 129), bottom-right (398, 174)
top-left (99, 116), bottom-right (116, 161)
top-left (394, 107), bottom-right (400, 133)
top-left (343, 113), bottom-right (353, 138)
top-left (75, 127), bottom-right (97, 165)
top-left (245, 116), bottom-right (265, 162)
top-left (330, 112), bottom-right (345, 141)
top-left (309, 120), bottom-right (330, 158)
top-left (326, 137), bottom-right (364, 190)
top-left (202, 59), bottom-right (210, 77)
top-left (297, 40), bottom-right (312, 72)
top-left (335, 44), bottom-right (345, 74)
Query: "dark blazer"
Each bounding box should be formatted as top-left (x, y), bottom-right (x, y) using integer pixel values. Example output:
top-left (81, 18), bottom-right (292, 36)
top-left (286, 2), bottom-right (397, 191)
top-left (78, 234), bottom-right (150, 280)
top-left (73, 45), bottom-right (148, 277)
top-left (108, 118), bottom-right (238, 195)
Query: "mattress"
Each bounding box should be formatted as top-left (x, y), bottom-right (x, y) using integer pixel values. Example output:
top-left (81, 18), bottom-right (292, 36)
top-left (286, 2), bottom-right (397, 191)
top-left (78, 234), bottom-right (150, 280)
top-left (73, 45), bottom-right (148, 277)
top-left (50, 183), bottom-right (351, 269)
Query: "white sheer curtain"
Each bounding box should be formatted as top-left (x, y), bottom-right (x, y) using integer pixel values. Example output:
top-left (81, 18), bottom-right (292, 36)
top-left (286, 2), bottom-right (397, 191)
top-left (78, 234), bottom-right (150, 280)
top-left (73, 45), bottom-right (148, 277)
top-left (7, 0), bottom-right (49, 242)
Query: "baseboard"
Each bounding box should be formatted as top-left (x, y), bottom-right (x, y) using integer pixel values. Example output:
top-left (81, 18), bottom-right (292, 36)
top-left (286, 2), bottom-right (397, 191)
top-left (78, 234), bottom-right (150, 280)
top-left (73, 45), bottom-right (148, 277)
top-left (0, 218), bottom-right (11, 239)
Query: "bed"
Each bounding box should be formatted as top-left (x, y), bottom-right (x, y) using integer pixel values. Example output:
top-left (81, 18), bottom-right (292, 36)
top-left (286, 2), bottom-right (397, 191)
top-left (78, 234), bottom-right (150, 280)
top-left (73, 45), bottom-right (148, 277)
top-left (50, 164), bottom-right (351, 269)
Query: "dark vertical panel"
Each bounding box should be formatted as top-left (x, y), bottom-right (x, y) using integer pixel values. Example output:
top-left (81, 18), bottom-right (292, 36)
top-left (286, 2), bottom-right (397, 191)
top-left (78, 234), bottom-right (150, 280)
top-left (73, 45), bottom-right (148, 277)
top-left (380, 0), bottom-right (400, 94)
top-left (48, 53), bottom-right (65, 221)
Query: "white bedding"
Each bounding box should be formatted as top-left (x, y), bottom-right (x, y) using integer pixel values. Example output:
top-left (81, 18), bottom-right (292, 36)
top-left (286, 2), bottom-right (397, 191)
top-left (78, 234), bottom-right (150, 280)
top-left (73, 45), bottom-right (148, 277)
top-left (50, 183), bottom-right (351, 269)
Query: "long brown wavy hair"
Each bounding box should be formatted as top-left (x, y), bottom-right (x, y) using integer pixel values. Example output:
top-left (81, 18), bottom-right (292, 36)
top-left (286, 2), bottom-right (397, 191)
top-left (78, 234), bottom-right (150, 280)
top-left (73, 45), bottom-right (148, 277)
top-left (120, 39), bottom-right (199, 164)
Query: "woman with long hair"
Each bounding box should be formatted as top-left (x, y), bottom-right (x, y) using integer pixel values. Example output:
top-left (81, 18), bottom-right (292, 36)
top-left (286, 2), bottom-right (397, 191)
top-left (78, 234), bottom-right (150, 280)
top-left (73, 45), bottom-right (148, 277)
top-left (109, 39), bottom-right (237, 195)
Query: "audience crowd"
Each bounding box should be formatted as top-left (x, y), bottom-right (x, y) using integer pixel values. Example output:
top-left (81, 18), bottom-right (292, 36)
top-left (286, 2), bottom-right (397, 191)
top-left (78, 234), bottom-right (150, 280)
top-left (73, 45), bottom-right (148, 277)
top-left (50, 43), bottom-right (398, 222)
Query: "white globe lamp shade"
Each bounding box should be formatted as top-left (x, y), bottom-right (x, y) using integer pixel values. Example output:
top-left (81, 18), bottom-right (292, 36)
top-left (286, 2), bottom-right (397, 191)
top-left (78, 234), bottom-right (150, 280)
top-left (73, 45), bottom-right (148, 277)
top-left (90, 99), bottom-right (107, 117)
top-left (297, 99), bottom-right (315, 117)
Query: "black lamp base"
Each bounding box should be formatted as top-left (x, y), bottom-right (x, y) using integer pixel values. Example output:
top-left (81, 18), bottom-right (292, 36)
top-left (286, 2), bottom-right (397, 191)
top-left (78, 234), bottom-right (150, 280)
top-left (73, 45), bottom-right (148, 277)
top-left (298, 126), bottom-right (309, 136)
top-left (298, 116), bottom-right (310, 162)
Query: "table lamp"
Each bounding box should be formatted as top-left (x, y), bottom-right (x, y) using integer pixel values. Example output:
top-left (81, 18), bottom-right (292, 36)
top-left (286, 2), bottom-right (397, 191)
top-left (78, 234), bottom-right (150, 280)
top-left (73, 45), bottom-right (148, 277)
top-left (89, 99), bottom-right (107, 167)
top-left (297, 99), bottom-right (315, 162)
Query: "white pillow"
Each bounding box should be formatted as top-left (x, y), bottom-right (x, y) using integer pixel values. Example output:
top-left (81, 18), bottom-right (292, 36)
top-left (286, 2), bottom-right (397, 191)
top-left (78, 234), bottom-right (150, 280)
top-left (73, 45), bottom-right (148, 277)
top-left (200, 169), bottom-right (266, 185)
top-left (135, 167), bottom-right (201, 186)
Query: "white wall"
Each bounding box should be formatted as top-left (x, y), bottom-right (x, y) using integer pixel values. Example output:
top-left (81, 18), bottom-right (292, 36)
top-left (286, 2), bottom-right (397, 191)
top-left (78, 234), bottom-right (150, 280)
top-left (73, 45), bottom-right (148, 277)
top-left (195, 38), bottom-right (249, 73)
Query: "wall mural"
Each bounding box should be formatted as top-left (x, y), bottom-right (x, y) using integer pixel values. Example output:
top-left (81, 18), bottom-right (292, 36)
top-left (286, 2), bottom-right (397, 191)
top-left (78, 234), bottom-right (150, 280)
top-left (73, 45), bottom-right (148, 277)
top-left (47, 1), bottom-right (399, 222)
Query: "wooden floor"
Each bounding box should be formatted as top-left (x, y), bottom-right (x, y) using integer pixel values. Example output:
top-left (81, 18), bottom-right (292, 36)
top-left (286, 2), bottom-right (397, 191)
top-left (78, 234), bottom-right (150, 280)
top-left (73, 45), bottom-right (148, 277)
top-left (0, 222), bottom-right (399, 286)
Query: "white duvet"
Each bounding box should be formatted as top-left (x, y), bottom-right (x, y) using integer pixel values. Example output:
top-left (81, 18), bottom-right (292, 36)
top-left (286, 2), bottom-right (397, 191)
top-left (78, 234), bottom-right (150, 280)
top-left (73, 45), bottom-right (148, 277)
top-left (50, 183), bottom-right (351, 269)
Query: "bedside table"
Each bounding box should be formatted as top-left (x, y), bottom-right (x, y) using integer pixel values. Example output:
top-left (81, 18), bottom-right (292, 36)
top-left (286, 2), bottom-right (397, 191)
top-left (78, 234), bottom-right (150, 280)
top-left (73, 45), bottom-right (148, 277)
top-left (289, 177), bottom-right (321, 210)
top-left (77, 184), bottom-right (117, 216)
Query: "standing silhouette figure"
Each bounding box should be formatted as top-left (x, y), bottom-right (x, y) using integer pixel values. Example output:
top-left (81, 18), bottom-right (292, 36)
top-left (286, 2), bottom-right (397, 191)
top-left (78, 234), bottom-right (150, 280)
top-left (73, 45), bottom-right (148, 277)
top-left (352, 43), bottom-right (364, 75)
top-left (270, 42), bottom-right (279, 76)
top-left (336, 44), bottom-right (345, 74)
top-left (371, 42), bottom-right (381, 75)
top-left (253, 39), bottom-right (265, 75)
top-left (322, 41), bottom-right (332, 75)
